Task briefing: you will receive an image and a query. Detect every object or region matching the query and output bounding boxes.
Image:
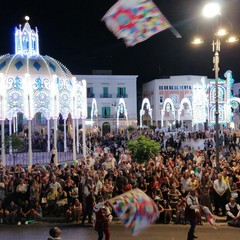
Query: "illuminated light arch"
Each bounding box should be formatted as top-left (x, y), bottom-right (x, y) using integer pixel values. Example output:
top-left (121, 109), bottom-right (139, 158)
top-left (161, 98), bottom-right (175, 128)
top-left (116, 98), bottom-right (128, 133)
top-left (209, 105), bottom-right (226, 125)
top-left (230, 97), bottom-right (240, 105)
top-left (178, 97), bottom-right (192, 121)
top-left (90, 98), bottom-right (98, 129)
top-left (140, 98), bottom-right (152, 128)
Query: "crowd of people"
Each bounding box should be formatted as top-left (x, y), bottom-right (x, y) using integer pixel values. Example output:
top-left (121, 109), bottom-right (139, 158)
top-left (0, 130), bottom-right (240, 229)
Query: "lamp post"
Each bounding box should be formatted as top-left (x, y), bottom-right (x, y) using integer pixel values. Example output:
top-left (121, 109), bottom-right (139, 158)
top-left (192, 2), bottom-right (238, 171)
top-left (213, 37), bottom-right (220, 171)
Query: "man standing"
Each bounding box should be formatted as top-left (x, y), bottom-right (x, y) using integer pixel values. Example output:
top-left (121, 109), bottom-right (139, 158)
top-left (185, 190), bottom-right (200, 240)
top-left (213, 173), bottom-right (228, 216)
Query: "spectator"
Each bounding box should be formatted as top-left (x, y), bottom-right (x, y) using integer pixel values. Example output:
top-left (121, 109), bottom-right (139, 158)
top-left (72, 199), bottom-right (82, 222)
top-left (47, 226), bottom-right (61, 240)
top-left (225, 197), bottom-right (240, 222)
top-left (17, 200), bottom-right (31, 225)
top-left (5, 200), bottom-right (18, 224)
top-left (213, 173), bottom-right (228, 216)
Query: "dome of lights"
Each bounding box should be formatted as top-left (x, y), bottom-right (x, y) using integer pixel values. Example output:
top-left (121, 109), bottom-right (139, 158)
top-left (0, 17), bottom-right (87, 121)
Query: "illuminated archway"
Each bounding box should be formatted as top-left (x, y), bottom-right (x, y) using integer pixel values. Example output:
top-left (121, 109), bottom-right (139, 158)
top-left (178, 97), bottom-right (192, 121)
top-left (90, 98), bottom-right (98, 129)
top-left (161, 98), bottom-right (175, 128)
top-left (140, 98), bottom-right (152, 128)
top-left (116, 98), bottom-right (128, 133)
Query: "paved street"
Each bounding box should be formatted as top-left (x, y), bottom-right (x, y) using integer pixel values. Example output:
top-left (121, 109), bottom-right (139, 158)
top-left (0, 222), bottom-right (239, 240)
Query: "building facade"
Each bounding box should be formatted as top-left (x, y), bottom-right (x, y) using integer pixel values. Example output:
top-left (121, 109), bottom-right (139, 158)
top-left (75, 74), bottom-right (138, 135)
top-left (142, 72), bottom-right (239, 131)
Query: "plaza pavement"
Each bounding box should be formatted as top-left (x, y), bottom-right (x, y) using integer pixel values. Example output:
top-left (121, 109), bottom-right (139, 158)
top-left (0, 220), bottom-right (238, 240)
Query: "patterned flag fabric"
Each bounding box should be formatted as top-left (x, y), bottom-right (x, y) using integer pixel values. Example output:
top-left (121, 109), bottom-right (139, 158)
top-left (108, 188), bottom-right (159, 235)
top-left (201, 206), bottom-right (217, 229)
top-left (102, 0), bottom-right (171, 46)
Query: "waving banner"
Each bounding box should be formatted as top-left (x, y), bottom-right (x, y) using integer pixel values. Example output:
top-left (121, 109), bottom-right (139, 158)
top-left (108, 188), bottom-right (159, 235)
top-left (102, 0), bottom-right (171, 46)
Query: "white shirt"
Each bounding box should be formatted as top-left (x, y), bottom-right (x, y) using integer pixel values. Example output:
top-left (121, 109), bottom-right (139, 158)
top-left (213, 179), bottom-right (228, 195)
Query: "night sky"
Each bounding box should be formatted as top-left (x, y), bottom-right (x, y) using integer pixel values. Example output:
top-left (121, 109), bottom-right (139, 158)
top-left (1, 0), bottom-right (240, 87)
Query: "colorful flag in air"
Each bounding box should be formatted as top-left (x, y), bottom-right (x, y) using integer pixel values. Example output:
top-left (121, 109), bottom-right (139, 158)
top-left (108, 188), bottom-right (159, 236)
top-left (102, 0), bottom-right (171, 46)
top-left (201, 206), bottom-right (217, 229)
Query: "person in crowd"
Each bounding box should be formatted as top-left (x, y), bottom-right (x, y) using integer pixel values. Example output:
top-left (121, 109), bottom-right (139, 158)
top-left (82, 177), bottom-right (94, 225)
top-left (46, 187), bottom-right (58, 216)
top-left (161, 199), bottom-right (172, 224)
top-left (5, 200), bottom-right (18, 224)
top-left (17, 200), bottom-right (31, 225)
top-left (93, 196), bottom-right (110, 240)
top-left (168, 184), bottom-right (182, 210)
top-left (175, 199), bottom-right (186, 225)
top-left (185, 190), bottom-right (200, 240)
top-left (31, 201), bottom-right (43, 221)
top-left (72, 199), bottom-right (82, 222)
top-left (225, 197), bottom-right (240, 222)
top-left (29, 178), bottom-right (40, 207)
top-left (0, 199), bottom-right (5, 223)
top-left (50, 147), bottom-right (56, 165)
top-left (16, 178), bottom-right (28, 203)
top-left (47, 226), bottom-right (62, 240)
top-left (213, 173), bottom-right (228, 216)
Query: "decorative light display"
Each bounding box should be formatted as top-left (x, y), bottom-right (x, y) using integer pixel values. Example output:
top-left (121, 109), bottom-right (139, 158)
top-left (161, 98), bottom-right (175, 128)
top-left (192, 77), bottom-right (208, 125)
top-left (178, 97), bottom-right (192, 121)
top-left (117, 98), bottom-right (129, 132)
top-left (140, 98), bottom-right (152, 128)
top-left (0, 17), bottom-right (87, 166)
top-left (0, 17), bottom-right (87, 122)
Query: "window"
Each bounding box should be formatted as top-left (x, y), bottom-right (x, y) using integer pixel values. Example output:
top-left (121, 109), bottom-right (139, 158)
top-left (171, 95), bottom-right (178, 104)
top-left (160, 96), bottom-right (164, 104)
top-left (180, 86), bottom-right (184, 90)
top-left (87, 87), bottom-right (94, 98)
top-left (87, 106), bottom-right (92, 119)
top-left (164, 86), bottom-right (168, 90)
top-left (102, 107), bottom-right (111, 118)
top-left (103, 87), bottom-right (108, 98)
top-left (159, 86), bottom-right (163, 90)
top-left (169, 86), bottom-right (173, 90)
top-left (117, 87), bottom-right (127, 98)
top-left (36, 113), bottom-right (46, 124)
top-left (184, 86), bottom-right (188, 90)
top-left (174, 86), bottom-right (178, 90)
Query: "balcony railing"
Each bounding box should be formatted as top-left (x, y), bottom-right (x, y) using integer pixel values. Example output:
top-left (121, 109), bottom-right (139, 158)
top-left (102, 115), bottom-right (112, 118)
top-left (100, 94), bottom-right (112, 98)
top-left (117, 94), bottom-right (128, 98)
top-left (87, 92), bottom-right (95, 98)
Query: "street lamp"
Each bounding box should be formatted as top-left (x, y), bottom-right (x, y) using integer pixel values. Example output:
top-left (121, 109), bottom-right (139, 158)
top-left (192, 2), bottom-right (238, 171)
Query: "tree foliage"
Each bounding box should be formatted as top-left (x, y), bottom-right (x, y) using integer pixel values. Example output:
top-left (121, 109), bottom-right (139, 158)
top-left (5, 134), bottom-right (26, 153)
top-left (126, 135), bottom-right (160, 164)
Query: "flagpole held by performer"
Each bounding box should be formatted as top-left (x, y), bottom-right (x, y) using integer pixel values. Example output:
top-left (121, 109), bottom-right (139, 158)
top-left (185, 190), bottom-right (200, 240)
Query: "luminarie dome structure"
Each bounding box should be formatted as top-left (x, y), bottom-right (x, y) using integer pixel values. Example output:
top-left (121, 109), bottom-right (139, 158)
top-left (0, 17), bottom-right (87, 166)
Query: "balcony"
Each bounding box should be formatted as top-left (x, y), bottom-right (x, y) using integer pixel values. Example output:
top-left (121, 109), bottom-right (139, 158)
top-left (100, 94), bottom-right (112, 98)
top-left (102, 114), bottom-right (112, 118)
top-left (117, 94), bottom-right (128, 98)
top-left (87, 92), bottom-right (95, 98)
